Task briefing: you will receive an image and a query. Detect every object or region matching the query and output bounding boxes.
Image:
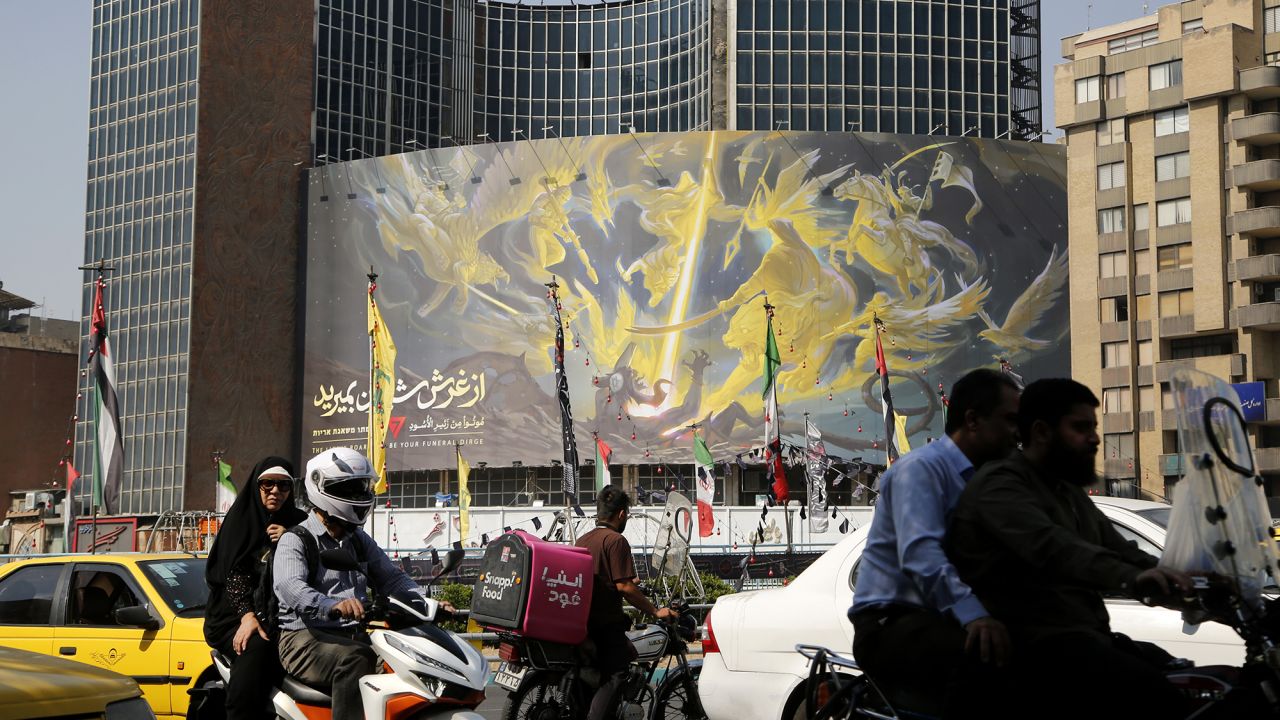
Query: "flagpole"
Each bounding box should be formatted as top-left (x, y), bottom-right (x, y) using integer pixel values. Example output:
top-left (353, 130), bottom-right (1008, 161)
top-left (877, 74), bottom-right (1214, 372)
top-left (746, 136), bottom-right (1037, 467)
top-left (79, 259), bottom-right (116, 554)
top-left (367, 267), bottom-right (379, 541)
top-left (547, 276), bottom-right (580, 542)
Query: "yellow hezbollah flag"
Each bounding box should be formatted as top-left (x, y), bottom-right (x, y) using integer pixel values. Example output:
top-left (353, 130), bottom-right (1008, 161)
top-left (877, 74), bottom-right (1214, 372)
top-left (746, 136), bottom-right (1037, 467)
top-left (457, 447), bottom-right (471, 541)
top-left (894, 414), bottom-right (912, 458)
top-left (368, 292), bottom-right (397, 495)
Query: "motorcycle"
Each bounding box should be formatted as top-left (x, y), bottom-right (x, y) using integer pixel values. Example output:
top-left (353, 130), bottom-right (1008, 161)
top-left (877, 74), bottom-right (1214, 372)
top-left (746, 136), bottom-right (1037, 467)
top-left (495, 596), bottom-right (705, 720)
top-left (212, 547), bottom-right (488, 720)
top-left (791, 369), bottom-right (1280, 719)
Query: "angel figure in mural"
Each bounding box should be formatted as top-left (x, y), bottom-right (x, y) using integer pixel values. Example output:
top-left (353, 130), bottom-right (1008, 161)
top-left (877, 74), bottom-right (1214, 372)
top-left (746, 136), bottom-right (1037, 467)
top-left (976, 245), bottom-right (1070, 361)
top-left (831, 168), bottom-right (980, 298)
top-left (820, 274), bottom-right (992, 377)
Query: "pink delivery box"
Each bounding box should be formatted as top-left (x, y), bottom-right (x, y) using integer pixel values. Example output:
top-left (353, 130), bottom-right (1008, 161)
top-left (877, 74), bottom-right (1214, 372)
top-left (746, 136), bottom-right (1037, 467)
top-left (470, 530), bottom-right (594, 645)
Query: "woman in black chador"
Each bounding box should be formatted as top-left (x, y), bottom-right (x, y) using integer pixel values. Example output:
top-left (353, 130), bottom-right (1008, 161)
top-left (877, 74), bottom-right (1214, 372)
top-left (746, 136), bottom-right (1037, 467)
top-left (204, 456), bottom-right (307, 719)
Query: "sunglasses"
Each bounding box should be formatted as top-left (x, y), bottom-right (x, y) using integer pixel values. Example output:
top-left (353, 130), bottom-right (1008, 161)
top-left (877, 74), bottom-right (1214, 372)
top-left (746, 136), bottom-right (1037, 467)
top-left (258, 478), bottom-right (294, 492)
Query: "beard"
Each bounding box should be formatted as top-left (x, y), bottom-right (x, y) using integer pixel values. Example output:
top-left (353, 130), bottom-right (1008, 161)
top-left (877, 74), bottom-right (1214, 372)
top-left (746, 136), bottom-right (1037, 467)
top-left (1045, 441), bottom-right (1098, 487)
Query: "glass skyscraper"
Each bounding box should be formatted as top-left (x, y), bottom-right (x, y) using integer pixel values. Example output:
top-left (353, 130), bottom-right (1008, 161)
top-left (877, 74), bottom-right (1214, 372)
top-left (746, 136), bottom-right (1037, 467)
top-left (76, 0), bottom-right (199, 514)
top-left (733, 0), bottom-right (1041, 137)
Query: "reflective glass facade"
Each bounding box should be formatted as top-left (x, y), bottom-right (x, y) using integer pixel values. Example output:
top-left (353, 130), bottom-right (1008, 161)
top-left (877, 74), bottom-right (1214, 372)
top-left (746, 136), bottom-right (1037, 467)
top-left (76, 0), bottom-right (198, 514)
top-left (733, 0), bottom-right (1040, 138)
top-left (314, 0), bottom-right (472, 163)
top-left (474, 0), bottom-right (712, 140)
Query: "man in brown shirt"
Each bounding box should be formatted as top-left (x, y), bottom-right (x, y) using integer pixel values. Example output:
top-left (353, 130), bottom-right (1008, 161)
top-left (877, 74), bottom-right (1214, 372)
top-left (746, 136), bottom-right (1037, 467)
top-left (576, 485), bottom-right (675, 720)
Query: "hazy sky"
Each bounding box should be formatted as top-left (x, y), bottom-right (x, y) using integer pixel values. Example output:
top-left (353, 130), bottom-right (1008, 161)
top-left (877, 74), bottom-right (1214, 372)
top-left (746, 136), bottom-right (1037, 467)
top-left (0, 0), bottom-right (1155, 323)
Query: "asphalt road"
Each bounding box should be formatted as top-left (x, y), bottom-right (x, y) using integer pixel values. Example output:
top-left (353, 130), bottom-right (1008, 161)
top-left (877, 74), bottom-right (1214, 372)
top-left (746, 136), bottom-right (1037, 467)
top-left (477, 690), bottom-right (508, 719)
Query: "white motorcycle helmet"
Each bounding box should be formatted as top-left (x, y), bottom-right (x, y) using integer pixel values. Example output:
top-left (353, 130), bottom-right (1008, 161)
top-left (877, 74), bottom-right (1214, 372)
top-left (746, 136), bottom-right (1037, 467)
top-left (304, 447), bottom-right (376, 526)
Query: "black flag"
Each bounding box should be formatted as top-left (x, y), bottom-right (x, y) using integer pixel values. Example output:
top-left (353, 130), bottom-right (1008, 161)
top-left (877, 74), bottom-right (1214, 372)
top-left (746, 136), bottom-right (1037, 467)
top-left (550, 279), bottom-right (580, 501)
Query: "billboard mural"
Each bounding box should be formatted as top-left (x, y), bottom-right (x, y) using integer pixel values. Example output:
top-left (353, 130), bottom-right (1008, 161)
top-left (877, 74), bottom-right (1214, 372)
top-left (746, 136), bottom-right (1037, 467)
top-left (303, 131), bottom-right (1068, 469)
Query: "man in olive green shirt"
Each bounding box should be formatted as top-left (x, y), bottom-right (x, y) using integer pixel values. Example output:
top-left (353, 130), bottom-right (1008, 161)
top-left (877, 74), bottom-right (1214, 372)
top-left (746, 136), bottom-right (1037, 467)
top-left (948, 378), bottom-right (1193, 719)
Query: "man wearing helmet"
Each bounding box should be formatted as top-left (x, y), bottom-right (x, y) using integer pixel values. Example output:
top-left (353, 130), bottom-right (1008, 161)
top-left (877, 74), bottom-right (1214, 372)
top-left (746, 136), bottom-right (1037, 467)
top-left (274, 447), bottom-right (430, 718)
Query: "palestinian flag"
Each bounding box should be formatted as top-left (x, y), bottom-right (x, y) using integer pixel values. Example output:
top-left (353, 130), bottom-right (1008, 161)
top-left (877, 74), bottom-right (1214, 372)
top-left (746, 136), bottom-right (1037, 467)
top-left (763, 306), bottom-right (788, 503)
top-left (874, 315), bottom-right (900, 465)
top-left (91, 277), bottom-right (123, 514)
top-left (693, 435), bottom-right (715, 537)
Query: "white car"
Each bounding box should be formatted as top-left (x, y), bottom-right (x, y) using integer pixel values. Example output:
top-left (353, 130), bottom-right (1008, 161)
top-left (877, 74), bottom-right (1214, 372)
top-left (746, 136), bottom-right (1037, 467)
top-left (697, 497), bottom-right (1247, 720)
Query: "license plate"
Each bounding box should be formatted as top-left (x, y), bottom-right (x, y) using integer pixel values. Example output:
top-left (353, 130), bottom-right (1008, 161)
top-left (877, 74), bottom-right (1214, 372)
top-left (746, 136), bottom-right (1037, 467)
top-left (494, 661), bottom-right (526, 692)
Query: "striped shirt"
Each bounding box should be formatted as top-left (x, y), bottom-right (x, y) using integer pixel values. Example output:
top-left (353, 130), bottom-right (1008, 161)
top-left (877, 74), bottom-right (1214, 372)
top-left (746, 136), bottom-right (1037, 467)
top-left (273, 514), bottom-right (423, 632)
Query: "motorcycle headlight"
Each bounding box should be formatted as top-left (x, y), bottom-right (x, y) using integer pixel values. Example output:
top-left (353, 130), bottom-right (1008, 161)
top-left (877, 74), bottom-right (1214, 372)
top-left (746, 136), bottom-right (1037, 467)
top-left (384, 634), bottom-right (467, 683)
top-left (106, 697), bottom-right (156, 719)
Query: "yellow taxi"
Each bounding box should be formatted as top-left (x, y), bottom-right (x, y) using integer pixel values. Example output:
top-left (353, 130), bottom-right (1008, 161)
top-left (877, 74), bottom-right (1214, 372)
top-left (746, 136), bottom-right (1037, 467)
top-left (0, 646), bottom-right (155, 719)
top-left (0, 554), bottom-right (215, 719)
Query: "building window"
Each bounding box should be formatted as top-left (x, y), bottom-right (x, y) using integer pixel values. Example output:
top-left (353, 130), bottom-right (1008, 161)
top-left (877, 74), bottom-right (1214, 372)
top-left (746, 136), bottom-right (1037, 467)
top-left (1138, 385), bottom-right (1155, 410)
top-left (1149, 60), bottom-right (1183, 91)
top-left (1097, 162), bottom-right (1126, 190)
top-left (1101, 296), bottom-right (1130, 322)
top-left (1104, 387), bottom-right (1133, 414)
top-left (1102, 341), bottom-right (1130, 368)
top-left (1134, 204), bottom-right (1150, 232)
top-left (1168, 333), bottom-right (1235, 360)
top-left (1135, 248), bottom-right (1151, 275)
top-left (1267, 7), bottom-right (1280, 34)
top-left (1158, 289), bottom-right (1195, 317)
top-left (1107, 72), bottom-right (1126, 99)
top-left (1076, 76), bottom-right (1100, 103)
top-left (1137, 341), bottom-right (1154, 367)
top-left (1099, 251), bottom-right (1128, 278)
top-left (1156, 197), bottom-right (1192, 226)
top-left (1135, 293), bottom-right (1152, 321)
top-left (1108, 29), bottom-right (1159, 54)
top-left (1155, 107), bottom-right (1189, 136)
top-left (1097, 118), bottom-right (1126, 146)
top-left (1106, 432), bottom-right (1136, 461)
top-left (1157, 243), bottom-right (1193, 271)
top-left (1269, 51), bottom-right (1280, 68)
top-left (1182, 18), bottom-right (1204, 34)
top-left (1155, 152), bottom-right (1190, 182)
top-left (1098, 207), bottom-right (1126, 234)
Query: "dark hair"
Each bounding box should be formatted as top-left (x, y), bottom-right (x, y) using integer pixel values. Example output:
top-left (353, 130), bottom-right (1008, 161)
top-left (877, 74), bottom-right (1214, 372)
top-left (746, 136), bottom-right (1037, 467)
top-left (1017, 378), bottom-right (1100, 442)
top-left (597, 484), bottom-right (632, 519)
top-left (944, 369), bottom-right (1021, 434)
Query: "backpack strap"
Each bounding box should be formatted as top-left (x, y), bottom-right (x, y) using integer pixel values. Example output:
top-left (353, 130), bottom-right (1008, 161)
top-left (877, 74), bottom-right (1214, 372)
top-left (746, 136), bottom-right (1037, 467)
top-left (289, 525), bottom-right (321, 583)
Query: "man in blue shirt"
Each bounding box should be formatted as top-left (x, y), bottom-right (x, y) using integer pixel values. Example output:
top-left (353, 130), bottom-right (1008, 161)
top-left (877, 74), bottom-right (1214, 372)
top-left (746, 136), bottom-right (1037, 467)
top-left (850, 368), bottom-right (1021, 717)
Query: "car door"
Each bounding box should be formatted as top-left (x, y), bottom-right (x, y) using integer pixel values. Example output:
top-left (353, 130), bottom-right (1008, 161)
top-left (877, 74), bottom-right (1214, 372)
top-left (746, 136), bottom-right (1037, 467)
top-left (0, 562), bottom-right (66, 655)
top-left (52, 562), bottom-right (171, 716)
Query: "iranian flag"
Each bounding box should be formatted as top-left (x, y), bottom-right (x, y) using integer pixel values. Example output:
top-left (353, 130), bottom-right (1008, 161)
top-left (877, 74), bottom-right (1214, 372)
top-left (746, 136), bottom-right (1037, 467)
top-left (215, 460), bottom-right (236, 513)
top-left (763, 305), bottom-right (789, 503)
top-left (594, 435), bottom-right (612, 490)
top-left (693, 435), bottom-right (715, 537)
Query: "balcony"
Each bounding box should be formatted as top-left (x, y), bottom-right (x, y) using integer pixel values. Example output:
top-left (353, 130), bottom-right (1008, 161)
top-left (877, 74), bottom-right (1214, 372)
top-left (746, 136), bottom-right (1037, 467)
top-left (1256, 447), bottom-right (1280, 474)
top-left (1159, 314), bottom-right (1197, 337)
top-left (1104, 458), bottom-right (1132, 477)
top-left (1233, 301), bottom-right (1280, 331)
top-left (1263, 398), bottom-right (1280, 426)
top-left (1236, 254), bottom-right (1280, 283)
top-left (1240, 65), bottom-right (1280, 100)
top-left (1228, 207), bottom-right (1280, 238)
top-left (1155, 354), bottom-right (1247, 383)
top-left (1233, 160), bottom-right (1280, 191)
top-left (1158, 453), bottom-right (1184, 477)
top-left (1102, 412), bottom-right (1133, 434)
top-left (1232, 113), bottom-right (1280, 145)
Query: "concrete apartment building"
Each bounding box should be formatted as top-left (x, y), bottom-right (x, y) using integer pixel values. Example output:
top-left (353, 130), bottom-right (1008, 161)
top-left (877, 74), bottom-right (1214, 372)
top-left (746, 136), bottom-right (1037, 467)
top-left (1058, 0), bottom-right (1280, 499)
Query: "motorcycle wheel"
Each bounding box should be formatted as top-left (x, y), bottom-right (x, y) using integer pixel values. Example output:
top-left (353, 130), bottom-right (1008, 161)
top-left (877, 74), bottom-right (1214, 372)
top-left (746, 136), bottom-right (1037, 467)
top-left (503, 672), bottom-right (572, 720)
top-left (651, 669), bottom-right (706, 720)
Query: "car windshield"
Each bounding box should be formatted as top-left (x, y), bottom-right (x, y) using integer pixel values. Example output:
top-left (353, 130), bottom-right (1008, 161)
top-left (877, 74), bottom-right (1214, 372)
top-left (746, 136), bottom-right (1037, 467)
top-left (139, 558), bottom-right (208, 615)
top-left (1135, 507), bottom-right (1171, 529)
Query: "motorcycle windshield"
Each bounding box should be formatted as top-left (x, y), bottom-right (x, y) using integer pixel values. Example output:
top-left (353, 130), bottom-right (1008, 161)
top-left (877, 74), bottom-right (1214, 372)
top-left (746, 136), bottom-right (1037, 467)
top-left (1161, 369), bottom-right (1280, 610)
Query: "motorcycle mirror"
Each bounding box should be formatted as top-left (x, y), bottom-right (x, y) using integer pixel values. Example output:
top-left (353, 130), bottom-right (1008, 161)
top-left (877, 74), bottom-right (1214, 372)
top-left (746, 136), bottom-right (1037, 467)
top-left (437, 548), bottom-right (465, 578)
top-left (320, 548), bottom-right (360, 572)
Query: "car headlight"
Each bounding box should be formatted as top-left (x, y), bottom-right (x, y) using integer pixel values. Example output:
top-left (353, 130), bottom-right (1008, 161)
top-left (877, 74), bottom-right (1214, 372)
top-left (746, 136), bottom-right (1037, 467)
top-left (106, 697), bottom-right (156, 719)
